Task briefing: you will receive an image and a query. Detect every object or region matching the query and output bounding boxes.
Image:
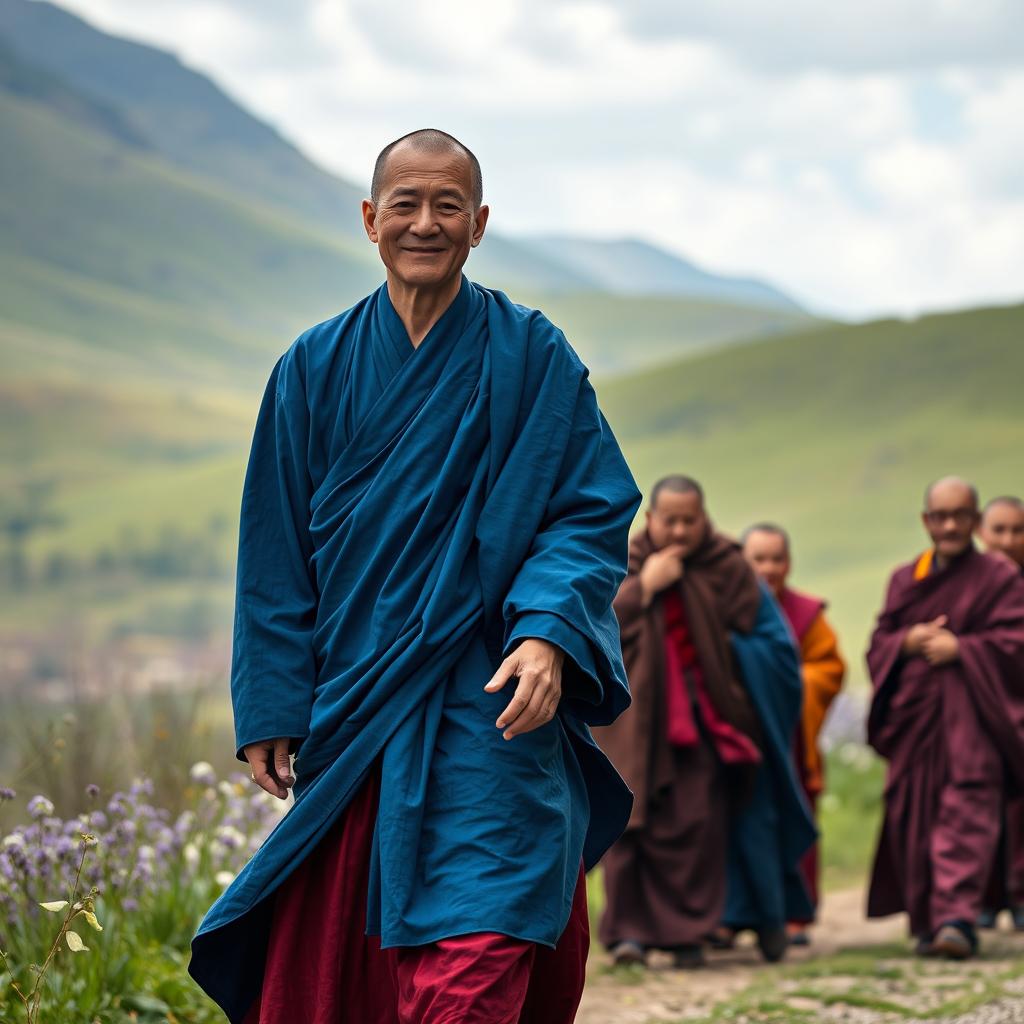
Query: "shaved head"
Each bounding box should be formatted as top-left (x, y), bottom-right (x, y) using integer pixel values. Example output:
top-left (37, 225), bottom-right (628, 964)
top-left (924, 475), bottom-right (979, 512)
top-left (649, 474), bottom-right (704, 511)
top-left (983, 495), bottom-right (1023, 519)
top-left (980, 495), bottom-right (1024, 567)
top-left (371, 128), bottom-right (483, 208)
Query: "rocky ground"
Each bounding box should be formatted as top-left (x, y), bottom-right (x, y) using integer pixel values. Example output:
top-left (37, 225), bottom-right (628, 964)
top-left (578, 888), bottom-right (1024, 1024)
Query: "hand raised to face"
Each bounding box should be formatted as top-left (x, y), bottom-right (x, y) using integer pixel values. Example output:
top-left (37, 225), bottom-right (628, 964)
top-left (639, 544), bottom-right (687, 605)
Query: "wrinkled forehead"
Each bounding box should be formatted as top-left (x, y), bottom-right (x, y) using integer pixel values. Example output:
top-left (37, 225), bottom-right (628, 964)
top-left (378, 143), bottom-right (475, 198)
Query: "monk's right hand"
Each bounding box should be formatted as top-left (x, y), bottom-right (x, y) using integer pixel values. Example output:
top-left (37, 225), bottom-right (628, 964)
top-left (902, 615), bottom-right (948, 656)
top-left (639, 544), bottom-right (687, 606)
top-left (243, 738), bottom-right (295, 800)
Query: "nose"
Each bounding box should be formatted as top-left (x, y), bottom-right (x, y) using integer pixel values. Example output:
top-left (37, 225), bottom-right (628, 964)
top-left (409, 201), bottom-right (439, 236)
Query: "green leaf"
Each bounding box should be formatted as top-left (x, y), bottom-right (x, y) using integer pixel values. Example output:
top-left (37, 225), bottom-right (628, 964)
top-left (39, 900), bottom-right (69, 913)
top-left (121, 992), bottom-right (171, 1014)
top-left (65, 930), bottom-right (88, 952)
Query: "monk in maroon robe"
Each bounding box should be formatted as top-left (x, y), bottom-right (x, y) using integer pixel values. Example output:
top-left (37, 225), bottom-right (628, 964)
top-left (977, 495), bottom-right (1024, 930)
top-left (866, 477), bottom-right (1024, 959)
top-left (594, 475), bottom-right (766, 969)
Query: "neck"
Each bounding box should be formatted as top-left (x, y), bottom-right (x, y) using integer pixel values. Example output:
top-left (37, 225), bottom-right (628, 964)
top-left (933, 545), bottom-right (970, 571)
top-left (386, 274), bottom-right (463, 348)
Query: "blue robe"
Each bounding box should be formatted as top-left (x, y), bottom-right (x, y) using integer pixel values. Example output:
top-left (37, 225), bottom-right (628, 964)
top-left (724, 584), bottom-right (817, 929)
top-left (189, 277), bottom-right (641, 1020)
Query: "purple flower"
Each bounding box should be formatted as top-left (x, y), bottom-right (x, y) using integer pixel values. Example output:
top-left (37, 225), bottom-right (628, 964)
top-left (27, 796), bottom-right (54, 819)
top-left (0, 787), bottom-right (15, 802)
top-left (85, 784), bottom-right (101, 800)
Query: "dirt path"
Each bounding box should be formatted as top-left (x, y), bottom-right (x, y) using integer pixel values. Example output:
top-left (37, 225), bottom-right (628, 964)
top-left (578, 888), bottom-right (1024, 1024)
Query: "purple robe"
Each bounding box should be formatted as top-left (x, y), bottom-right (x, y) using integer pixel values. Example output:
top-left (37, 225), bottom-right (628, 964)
top-left (866, 547), bottom-right (1024, 935)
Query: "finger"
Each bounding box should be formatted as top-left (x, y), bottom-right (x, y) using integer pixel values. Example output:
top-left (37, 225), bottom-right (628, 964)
top-left (484, 654), bottom-right (518, 693)
top-left (496, 673), bottom-right (537, 729)
top-left (273, 738), bottom-right (294, 787)
top-left (252, 766), bottom-right (288, 800)
top-left (931, 615), bottom-right (948, 628)
top-left (503, 679), bottom-right (554, 739)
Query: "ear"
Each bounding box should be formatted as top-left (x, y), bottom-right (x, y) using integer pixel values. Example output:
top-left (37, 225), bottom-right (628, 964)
top-left (471, 204), bottom-right (490, 248)
top-left (362, 199), bottom-right (379, 244)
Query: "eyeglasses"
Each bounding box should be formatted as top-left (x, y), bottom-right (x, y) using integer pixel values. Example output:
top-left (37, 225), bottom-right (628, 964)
top-left (923, 509), bottom-right (977, 527)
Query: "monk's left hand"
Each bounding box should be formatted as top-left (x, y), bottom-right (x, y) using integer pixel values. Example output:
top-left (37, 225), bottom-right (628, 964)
top-left (921, 627), bottom-right (960, 665)
top-left (485, 638), bottom-right (565, 740)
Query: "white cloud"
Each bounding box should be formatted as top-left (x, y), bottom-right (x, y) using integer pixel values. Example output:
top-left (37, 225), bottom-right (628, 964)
top-left (619, 0), bottom-right (1024, 73)
top-left (49, 0), bottom-right (1024, 317)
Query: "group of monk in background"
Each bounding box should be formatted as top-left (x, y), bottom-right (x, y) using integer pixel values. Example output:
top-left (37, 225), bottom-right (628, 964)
top-left (593, 474), bottom-right (1024, 967)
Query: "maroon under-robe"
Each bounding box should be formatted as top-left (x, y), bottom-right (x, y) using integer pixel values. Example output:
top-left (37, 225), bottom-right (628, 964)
top-left (866, 546), bottom-right (1024, 937)
top-left (244, 767), bottom-right (589, 1024)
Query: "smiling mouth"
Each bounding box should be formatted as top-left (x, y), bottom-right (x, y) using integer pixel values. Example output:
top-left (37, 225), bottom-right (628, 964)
top-left (403, 246), bottom-right (446, 254)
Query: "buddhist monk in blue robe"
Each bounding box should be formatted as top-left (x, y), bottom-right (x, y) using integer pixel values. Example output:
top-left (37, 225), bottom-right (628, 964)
top-left (867, 477), bottom-right (1024, 960)
top-left (188, 129), bottom-right (641, 1023)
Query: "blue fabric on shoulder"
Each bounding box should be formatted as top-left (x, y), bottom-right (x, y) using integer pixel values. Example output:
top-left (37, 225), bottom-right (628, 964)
top-left (188, 278), bottom-right (640, 1021)
top-left (725, 583), bottom-right (817, 930)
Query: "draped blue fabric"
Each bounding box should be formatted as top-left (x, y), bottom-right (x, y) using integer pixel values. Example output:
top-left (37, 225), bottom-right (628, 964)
top-left (188, 278), bottom-right (641, 1021)
top-left (724, 584), bottom-right (817, 929)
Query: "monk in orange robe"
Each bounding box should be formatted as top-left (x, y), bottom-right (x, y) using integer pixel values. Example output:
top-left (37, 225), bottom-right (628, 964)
top-left (743, 523), bottom-right (846, 945)
top-left (977, 495), bottom-right (1024, 930)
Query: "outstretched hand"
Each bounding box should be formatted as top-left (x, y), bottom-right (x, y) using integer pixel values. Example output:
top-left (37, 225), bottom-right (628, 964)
top-left (484, 638), bottom-right (565, 740)
top-left (243, 738), bottom-right (295, 800)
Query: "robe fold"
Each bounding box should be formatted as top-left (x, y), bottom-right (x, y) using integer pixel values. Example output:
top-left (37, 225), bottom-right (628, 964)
top-left (866, 546), bottom-right (1024, 935)
top-left (189, 276), bottom-right (641, 1021)
top-left (723, 584), bottom-right (816, 930)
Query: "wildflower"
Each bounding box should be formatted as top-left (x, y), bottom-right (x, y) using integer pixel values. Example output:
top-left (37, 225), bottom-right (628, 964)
top-left (189, 762), bottom-right (217, 786)
top-left (215, 871), bottom-right (235, 887)
top-left (27, 795), bottom-right (55, 819)
top-left (0, 787), bottom-right (15, 802)
top-left (183, 843), bottom-right (200, 870)
top-left (85, 783), bottom-right (101, 800)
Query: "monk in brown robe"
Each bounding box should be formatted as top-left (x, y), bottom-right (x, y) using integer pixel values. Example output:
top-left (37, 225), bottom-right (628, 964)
top-left (594, 475), bottom-right (769, 968)
top-left (866, 477), bottom-right (1024, 959)
top-left (977, 495), bottom-right (1024, 930)
top-left (743, 523), bottom-right (846, 946)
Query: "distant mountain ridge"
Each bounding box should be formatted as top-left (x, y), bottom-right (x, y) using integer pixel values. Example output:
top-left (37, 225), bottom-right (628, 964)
top-left (524, 236), bottom-right (802, 311)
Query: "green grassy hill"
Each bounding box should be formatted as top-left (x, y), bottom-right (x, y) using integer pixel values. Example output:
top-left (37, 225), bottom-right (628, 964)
top-left (599, 302), bottom-right (1024, 678)
top-left (6, 302), bottom-right (1021, 675)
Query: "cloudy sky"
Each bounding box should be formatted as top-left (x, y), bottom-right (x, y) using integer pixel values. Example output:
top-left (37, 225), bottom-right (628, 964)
top-left (59, 0), bottom-right (1024, 318)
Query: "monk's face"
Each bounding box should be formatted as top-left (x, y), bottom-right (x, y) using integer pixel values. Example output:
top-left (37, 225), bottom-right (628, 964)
top-left (922, 480), bottom-right (979, 560)
top-left (743, 530), bottom-right (790, 597)
top-left (362, 143), bottom-right (489, 293)
top-left (646, 490), bottom-right (707, 557)
top-left (979, 502), bottom-right (1024, 566)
